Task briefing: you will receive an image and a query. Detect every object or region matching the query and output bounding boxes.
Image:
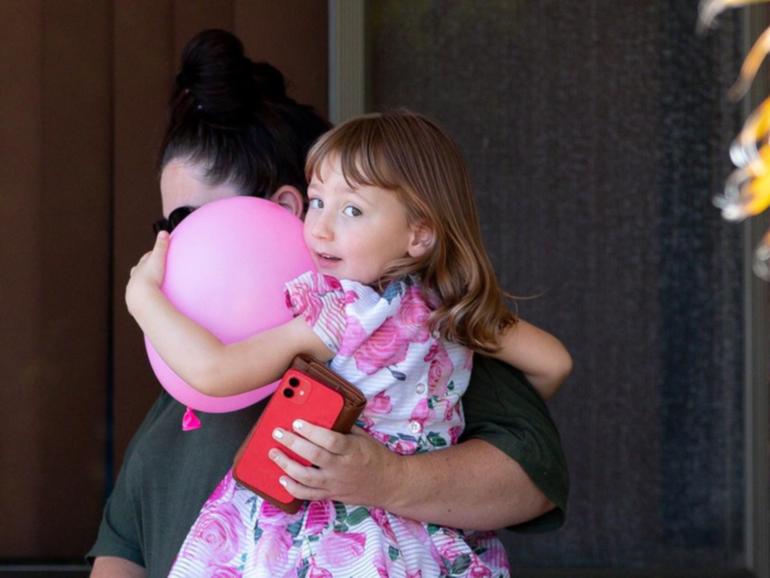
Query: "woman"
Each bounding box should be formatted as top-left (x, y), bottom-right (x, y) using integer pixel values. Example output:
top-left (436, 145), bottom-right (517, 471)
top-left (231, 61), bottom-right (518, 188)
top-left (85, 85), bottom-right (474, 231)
top-left (89, 29), bottom-right (567, 577)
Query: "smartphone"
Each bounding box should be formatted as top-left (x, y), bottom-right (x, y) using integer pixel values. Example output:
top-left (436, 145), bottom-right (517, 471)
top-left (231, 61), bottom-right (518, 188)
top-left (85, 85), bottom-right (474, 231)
top-left (233, 368), bottom-right (345, 512)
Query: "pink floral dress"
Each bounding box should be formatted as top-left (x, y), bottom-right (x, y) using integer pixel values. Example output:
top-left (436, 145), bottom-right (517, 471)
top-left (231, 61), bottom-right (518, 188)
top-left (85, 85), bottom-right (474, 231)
top-left (169, 272), bottom-right (510, 577)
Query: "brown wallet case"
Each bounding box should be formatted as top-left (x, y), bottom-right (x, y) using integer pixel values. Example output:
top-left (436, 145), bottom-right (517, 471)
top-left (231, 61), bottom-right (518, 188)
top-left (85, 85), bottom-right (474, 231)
top-left (289, 354), bottom-right (367, 433)
top-left (232, 354), bottom-right (367, 513)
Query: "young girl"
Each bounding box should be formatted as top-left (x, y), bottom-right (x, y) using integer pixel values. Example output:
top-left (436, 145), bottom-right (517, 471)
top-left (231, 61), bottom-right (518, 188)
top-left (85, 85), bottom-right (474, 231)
top-left (127, 110), bottom-right (571, 577)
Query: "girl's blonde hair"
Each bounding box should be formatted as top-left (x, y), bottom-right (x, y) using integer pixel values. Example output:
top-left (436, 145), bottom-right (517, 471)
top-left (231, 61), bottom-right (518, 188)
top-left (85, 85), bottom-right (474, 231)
top-left (305, 110), bottom-right (516, 353)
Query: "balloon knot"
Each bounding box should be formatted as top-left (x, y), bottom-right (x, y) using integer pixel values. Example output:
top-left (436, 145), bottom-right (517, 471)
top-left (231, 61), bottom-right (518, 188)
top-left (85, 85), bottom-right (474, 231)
top-left (182, 406), bottom-right (201, 431)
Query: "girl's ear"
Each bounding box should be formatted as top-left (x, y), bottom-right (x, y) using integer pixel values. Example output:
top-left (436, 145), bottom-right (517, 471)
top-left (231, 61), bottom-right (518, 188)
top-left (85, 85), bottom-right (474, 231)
top-left (270, 185), bottom-right (304, 218)
top-left (407, 223), bottom-right (435, 258)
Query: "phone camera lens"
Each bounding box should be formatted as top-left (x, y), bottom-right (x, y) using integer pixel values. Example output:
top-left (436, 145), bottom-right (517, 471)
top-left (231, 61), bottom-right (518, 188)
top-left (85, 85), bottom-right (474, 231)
top-left (283, 388), bottom-right (295, 398)
top-left (288, 377), bottom-right (300, 387)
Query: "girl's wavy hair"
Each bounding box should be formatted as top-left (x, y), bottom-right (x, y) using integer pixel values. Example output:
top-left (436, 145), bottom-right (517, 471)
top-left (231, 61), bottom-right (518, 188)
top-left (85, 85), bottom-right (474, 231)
top-left (305, 110), bottom-right (516, 353)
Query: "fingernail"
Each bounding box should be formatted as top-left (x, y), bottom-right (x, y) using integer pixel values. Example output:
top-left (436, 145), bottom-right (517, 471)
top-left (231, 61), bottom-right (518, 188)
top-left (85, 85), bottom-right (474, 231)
top-left (273, 428), bottom-right (284, 439)
top-left (268, 449), bottom-right (279, 461)
top-left (279, 476), bottom-right (288, 487)
top-left (292, 420), bottom-right (304, 431)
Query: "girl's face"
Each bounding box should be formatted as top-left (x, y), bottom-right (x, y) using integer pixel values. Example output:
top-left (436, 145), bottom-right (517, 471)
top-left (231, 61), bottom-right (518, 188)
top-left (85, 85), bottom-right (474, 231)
top-left (304, 156), bottom-right (426, 285)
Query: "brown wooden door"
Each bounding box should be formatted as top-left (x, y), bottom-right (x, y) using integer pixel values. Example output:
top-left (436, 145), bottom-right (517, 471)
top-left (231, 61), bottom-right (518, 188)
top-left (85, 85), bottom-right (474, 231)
top-left (0, 1), bottom-right (327, 572)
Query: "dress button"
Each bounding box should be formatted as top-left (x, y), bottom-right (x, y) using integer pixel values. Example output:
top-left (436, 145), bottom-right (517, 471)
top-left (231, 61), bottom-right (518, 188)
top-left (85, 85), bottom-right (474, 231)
top-left (416, 383), bottom-right (426, 395)
top-left (409, 421), bottom-right (422, 434)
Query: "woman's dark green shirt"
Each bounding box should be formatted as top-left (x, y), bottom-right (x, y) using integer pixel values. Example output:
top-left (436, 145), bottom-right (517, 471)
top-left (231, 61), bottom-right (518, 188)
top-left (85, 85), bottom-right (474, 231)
top-left (87, 356), bottom-right (568, 578)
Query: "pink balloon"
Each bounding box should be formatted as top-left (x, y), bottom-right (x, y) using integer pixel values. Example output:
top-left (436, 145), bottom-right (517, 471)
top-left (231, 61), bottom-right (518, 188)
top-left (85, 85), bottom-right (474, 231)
top-left (145, 196), bottom-right (315, 412)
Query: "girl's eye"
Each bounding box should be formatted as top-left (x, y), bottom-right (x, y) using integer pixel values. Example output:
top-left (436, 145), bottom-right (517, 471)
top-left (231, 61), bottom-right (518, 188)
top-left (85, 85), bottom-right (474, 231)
top-left (308, 198), bottom-right (324, 209)
top-left (343, 205), bottom-right (362, 217)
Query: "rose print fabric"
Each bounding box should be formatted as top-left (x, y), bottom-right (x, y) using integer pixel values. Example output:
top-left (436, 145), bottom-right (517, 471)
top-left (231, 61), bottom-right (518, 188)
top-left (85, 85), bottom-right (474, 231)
top-left (169, 272), bottom-right (510, 577)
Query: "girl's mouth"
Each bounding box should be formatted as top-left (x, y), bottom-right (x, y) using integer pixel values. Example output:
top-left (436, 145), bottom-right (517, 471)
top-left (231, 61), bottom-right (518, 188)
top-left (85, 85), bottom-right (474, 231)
top-left (316, 252), bottom-right (341, 264)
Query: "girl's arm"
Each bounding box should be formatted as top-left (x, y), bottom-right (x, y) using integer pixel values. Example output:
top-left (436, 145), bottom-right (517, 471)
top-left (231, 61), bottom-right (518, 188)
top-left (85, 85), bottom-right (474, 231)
top-left (490, 319), bottom-right (572, 399)
top-left (125, 232), bottom-right (332, 397)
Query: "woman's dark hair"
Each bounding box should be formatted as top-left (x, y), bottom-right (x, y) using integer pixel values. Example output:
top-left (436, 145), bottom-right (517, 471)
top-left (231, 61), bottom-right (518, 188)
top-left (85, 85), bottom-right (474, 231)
top-left (159, 29), bottom-right (330, 198)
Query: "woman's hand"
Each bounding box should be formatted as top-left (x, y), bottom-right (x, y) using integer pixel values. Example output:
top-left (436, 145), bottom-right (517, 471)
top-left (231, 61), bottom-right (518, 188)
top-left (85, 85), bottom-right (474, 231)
top-left (269, 421), bottom-right (404, 508)
top-left (270, 420), bottom-right (555, 530)
top-left (125, 231), bottom-right (169, 316)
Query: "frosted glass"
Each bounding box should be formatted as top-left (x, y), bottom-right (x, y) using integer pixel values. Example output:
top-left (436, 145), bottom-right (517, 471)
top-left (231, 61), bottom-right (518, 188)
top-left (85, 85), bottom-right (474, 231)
top-left (370, 0), bottom-right (746, 571)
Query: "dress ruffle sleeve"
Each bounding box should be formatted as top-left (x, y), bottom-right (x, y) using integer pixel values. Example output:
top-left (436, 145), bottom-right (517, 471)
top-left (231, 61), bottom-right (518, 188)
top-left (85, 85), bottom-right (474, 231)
top-left (285, 271), bottom-right (348, 353)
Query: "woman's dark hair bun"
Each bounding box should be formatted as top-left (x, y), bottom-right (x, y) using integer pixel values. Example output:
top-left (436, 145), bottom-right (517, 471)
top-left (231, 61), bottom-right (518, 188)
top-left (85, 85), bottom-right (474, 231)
top-left (251, 61), bottom-right (288, 102)
top-left (160, 28), bottom-right (331, 199)
top-left (174, 29), bottom-right (288, 125)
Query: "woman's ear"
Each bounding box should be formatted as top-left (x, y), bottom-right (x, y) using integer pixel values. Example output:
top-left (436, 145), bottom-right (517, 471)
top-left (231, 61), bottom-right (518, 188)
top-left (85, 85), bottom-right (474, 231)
top-left (407, 223), bottom-right (435, 258)
top-left (269, 185), bottom-right (304, 218)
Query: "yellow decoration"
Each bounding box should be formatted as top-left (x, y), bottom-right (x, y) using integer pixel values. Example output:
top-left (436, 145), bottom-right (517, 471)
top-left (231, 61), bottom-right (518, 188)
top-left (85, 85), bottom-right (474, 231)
top-left (700, 0), bottom-right (770, 279)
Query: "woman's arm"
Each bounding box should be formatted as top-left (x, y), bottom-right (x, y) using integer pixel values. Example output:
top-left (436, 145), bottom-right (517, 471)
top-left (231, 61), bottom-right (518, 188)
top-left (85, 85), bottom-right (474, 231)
top-left (491, 318), bottom-right (572, 400)
top-left (125, 232), bottom-right (331, 396)
top-left (91, 557), bottom-right (146, 578)
top-left (268, 357), bottom-right (568, 531)
top-left (268, 424), bottom-right (552, 530)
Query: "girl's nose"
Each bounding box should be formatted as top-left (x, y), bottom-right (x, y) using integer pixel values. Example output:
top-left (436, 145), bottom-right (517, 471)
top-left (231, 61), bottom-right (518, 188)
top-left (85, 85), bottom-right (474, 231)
top-left (310, 213), bottom-right (333, 240)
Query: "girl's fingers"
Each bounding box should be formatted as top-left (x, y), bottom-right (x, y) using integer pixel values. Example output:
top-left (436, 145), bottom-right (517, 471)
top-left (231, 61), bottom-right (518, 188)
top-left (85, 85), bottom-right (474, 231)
top-left (143, 233), bottom-right (169, 277)
top-left (155, 230), bottom-right (169, 245)
top-left (151, 231), bottom-right (169, 257)
top-left (130, 251), bottom-right (152, 277)
top-left (130, 235), bottom-right (168, 281)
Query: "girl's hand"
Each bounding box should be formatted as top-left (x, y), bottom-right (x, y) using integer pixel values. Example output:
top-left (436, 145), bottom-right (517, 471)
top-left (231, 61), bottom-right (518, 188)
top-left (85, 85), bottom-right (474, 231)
top-left (125, 231), bottom-right (170, 315)
top-left (268, 421), bottom-right (403, 507)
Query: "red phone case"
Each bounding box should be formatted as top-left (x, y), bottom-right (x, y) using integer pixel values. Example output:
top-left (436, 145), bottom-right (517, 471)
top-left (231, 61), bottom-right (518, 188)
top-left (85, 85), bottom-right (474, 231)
top-left (232, 368), bottom-right (345, 512)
